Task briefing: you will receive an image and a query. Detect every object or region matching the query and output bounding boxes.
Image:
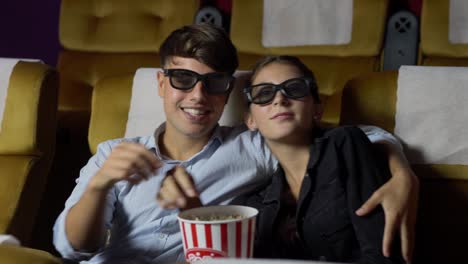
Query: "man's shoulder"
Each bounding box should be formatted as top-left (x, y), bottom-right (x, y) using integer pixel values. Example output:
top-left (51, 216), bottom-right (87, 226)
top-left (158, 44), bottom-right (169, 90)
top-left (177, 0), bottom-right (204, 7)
top-left (217, 125), bottom-right (255, 141)
top-left (96, 136), bottom-right (154, 152)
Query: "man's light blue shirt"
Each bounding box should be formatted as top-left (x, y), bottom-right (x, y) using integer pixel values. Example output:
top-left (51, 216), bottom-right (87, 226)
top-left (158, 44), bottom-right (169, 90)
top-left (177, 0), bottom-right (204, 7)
top-left (53, 124), bottom-right (399, 263)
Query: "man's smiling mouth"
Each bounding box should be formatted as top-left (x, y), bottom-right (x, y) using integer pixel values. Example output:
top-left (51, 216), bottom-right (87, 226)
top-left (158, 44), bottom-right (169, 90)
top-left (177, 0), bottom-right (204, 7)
top-left (181, 107), bottom-right (210, 118)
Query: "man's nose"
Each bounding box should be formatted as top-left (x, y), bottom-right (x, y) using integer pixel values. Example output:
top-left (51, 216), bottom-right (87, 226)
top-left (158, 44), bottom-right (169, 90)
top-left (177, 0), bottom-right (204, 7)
top-left (188, 81), bottom-right (208, 100)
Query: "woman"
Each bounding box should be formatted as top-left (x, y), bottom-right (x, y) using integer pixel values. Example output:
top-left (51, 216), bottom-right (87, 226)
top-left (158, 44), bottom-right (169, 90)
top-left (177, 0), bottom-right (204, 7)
top-left (235, 55), bottom-right (403, 263)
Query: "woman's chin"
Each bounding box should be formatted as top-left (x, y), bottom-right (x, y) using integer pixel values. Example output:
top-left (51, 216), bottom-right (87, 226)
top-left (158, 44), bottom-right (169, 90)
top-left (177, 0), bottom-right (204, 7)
top-left (263, 126), bottom-right (311, 145)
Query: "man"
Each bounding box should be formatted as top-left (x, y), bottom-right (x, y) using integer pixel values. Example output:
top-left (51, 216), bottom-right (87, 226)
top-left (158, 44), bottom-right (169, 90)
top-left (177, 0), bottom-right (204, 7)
top-left (54, 23), bottom-right (418, 263)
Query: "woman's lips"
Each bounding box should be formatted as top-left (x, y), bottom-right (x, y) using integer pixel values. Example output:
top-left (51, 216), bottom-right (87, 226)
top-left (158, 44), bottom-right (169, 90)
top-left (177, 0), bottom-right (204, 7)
top-left (270, 112), bottom-right (294, 120)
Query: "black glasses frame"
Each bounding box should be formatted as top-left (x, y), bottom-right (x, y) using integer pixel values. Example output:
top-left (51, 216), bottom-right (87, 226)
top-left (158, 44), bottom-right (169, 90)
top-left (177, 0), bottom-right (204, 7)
top-left (163, 68), bottom-right (235, 94)
top-left (244, 77), bottom-right (317, 105)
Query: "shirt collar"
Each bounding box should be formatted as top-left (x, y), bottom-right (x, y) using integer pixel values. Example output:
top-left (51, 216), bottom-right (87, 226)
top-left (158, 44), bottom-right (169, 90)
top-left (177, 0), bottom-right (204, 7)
top-left (150, 122), bottom-right (224, 161)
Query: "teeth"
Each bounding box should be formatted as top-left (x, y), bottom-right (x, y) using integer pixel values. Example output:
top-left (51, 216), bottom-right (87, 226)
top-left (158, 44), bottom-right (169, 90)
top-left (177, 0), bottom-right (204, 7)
top-left (183, 108), bottom-right (207, 116)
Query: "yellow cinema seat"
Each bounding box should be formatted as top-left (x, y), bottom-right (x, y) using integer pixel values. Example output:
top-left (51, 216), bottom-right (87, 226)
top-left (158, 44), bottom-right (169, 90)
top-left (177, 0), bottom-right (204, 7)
top-left (88, 73), bottom-right (134, 154)
top-left (0, 61), bottom-right (61, 263)
top-left (340, 71), bottom-right (468, 263)
top-left (0, 61), bottom-right (58, 244)
top-left (420, 0), bottom-right (468, 66)
top-left (230, 0), bottom-right (389, 126)
top-left (0, 245), bottom-right (61, 264)
top-left (58, 0), bottom-right (199, 118)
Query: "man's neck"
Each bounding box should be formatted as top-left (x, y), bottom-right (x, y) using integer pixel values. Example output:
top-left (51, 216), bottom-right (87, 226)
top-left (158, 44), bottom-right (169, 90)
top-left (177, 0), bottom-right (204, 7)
top-left (159, 127), bottom-right (214, 161)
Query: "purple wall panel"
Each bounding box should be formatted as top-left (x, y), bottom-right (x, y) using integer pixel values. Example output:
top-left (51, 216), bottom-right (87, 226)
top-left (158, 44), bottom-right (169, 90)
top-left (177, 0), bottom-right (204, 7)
top-left (0, 0), bottom-right (62, 66)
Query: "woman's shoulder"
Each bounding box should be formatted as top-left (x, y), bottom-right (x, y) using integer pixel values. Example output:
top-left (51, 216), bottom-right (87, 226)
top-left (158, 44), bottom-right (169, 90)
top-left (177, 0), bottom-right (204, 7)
top-left (320, 125), bottom-right (368, 143)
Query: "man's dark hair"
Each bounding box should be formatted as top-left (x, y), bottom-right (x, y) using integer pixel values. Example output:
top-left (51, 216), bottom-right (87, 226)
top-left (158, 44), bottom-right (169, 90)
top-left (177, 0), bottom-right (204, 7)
top-left (159, 23), bottom-right (239, 75)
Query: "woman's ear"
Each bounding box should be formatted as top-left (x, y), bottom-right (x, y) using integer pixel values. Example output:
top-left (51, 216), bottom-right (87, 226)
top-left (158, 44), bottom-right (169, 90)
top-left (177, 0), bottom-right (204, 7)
top-left (157, 71), bottom-right (165, 98)
top-left (313, 103), bottom-right (324, 122)
top-left (244, 111), bottom-right (258, 131)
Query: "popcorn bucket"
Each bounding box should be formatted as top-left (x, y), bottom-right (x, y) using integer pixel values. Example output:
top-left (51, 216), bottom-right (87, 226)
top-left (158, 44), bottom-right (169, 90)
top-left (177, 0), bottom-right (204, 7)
top-left (177, 205), bottom-right (258, 263)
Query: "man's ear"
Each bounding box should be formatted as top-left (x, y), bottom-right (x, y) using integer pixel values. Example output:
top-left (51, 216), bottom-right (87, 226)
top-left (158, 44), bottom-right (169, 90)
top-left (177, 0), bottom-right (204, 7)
top-left (244, 111), bottom-right (258, 131)
top-left (157, 71), bottom-right (165, 98)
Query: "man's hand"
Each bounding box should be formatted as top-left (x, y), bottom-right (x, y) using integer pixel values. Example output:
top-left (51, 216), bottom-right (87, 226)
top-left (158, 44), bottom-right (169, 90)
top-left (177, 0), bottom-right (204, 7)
top-left (90, 142), bottom-right (162, 191)
top-left (66, 142), bottom-right (161, 251)
top-left (157, 165), bottom-right (202, 210)
top-left (356, 160), bottom-right (419, 263)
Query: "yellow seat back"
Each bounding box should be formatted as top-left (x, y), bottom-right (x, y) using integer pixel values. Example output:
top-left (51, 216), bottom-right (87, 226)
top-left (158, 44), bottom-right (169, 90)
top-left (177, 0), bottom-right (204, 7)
top-left (230, 0), bottom-right (389, 125)
top-left (420, 0), bottom-right (468, 66)
top-left (0, 61), bottom-right (58, 244)
top-left (58, 0), bottom-right (199, 116)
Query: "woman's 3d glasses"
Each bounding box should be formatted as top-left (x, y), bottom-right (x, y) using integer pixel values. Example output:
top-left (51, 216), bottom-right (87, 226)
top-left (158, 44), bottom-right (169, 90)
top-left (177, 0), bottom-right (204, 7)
top-left (163, 69), bottom-right (235, 94)
top-left (244, 77), bottom-right (318, 105)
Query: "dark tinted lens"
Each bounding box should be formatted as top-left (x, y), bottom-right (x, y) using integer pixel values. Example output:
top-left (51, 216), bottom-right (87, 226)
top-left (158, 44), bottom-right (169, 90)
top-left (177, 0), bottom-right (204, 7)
top-left (205, 74), bottom-right (232, 94)
top-left (283, 79), bottom-right (310, 98)
top-left (251, 84), bottom-right (276, 104)
top-left (171, 70), bottom-right (198, 89)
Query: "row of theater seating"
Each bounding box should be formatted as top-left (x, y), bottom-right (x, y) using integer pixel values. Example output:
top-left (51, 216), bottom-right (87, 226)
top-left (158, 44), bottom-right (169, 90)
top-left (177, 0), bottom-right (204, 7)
top-left (1, 0), bottom-right (468, 263)
top-left (56, 0), bottom-right (468, 127)
top-left (2, 64), bottom-right (468, 264)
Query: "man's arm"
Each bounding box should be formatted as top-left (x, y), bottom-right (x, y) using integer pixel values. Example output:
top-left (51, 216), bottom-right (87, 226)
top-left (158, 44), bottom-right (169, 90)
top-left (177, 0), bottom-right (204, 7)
top-left (54, 141), bottom-right (161, 258)
top-left (358, 125), bottom-right (419, 263)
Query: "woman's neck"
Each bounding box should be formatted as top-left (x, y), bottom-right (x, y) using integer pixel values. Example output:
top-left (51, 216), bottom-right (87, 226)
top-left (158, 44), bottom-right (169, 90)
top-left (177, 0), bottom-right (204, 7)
top-left (267, 138), bottom-right (312, 200)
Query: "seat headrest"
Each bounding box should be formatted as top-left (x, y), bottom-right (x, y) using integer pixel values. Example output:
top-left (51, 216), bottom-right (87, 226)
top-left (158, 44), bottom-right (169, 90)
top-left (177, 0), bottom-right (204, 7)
top-left (421, 0), bottom-right (468, 57)
top-left (231, 0), bottom-right (389, 56)
top-left (395, 66), bottom-right (468, 165)
top-left (0, 58), bottom-right (42, 133)
top-left (262, 0), bottom-right (353, 47)
top-left (59, 0), bottom-right (199, 52)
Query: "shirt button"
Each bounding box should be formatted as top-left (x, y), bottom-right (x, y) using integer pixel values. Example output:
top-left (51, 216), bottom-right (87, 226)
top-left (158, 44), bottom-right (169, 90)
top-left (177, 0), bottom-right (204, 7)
top-left (159, 233), bottom-right (166, 239)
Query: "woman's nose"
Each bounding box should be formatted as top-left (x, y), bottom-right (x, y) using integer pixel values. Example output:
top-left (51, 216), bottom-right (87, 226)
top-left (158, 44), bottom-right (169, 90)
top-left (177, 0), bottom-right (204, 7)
top-left (272, 90), bottom-right (289, 106)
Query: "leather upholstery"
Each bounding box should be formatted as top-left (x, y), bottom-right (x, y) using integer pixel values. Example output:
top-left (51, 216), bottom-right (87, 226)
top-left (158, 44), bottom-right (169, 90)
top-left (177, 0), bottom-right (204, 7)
top-left (420, 0), bottom-right (468, 68)
top-left (420, 0), bottom-right (468, 60)
top-left (58, 51), bottom-right (160, 113)
top-left (0, 62), bottom-right (58, 245)
top-left (58, 0), bottom-right (198, 116)
top-left (60, 0), bottom-right (199, 52)
top-left (0, 245), bottom-right (61, 264)
top-left (89, 74), bottom-right (133, 154)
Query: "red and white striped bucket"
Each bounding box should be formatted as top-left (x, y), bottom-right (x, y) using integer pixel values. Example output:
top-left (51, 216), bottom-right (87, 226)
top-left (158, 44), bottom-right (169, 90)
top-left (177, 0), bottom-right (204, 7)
top-left (178, 205), bottom-right (258, 263)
